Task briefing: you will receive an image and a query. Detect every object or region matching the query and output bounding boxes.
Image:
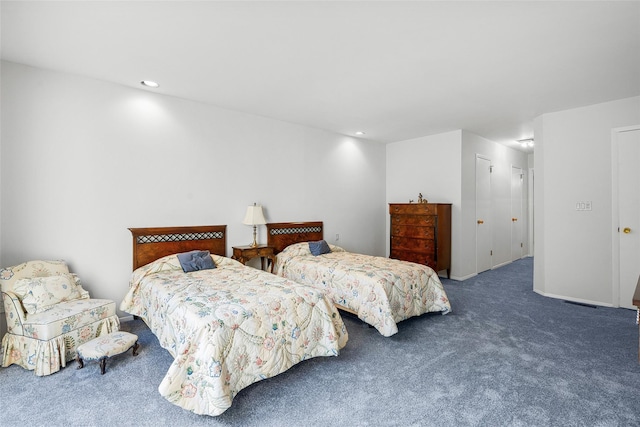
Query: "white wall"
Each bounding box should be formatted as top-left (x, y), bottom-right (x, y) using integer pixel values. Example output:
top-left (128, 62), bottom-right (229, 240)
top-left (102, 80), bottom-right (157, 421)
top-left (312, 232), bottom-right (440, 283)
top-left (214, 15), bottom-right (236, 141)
top-left (0, 61), bottom-right (387, 318)
top-left (534, 96), bottom-right (640, 305)
top-left (386, 130), bottom-right (462, 277)
top-left (461, 131), bottom-right (529, 278)
top-left (387, 129), bottom-right (529, 280)
top-left (3, 61), bottom-right (637, 325)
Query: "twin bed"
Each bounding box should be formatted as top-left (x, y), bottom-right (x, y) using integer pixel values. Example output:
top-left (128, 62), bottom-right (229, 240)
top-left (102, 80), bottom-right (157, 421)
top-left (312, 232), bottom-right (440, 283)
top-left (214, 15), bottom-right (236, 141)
top-left (120, 223), bottom-right (450, 416)
top-left (267, 222), bottom-right (451, 337)
top-left (120, 226), bottom-right (347, 416)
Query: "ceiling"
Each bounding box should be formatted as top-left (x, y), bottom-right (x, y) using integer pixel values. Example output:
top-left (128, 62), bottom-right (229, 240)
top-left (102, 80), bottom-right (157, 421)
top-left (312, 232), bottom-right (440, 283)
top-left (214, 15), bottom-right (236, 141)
top-left (2, 1), bottom-right (639, 150)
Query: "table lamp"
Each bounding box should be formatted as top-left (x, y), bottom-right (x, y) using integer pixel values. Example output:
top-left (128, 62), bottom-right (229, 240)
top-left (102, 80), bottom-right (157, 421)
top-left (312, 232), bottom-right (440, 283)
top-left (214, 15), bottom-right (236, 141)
top-left (242, 203), bottom-right (267, 247)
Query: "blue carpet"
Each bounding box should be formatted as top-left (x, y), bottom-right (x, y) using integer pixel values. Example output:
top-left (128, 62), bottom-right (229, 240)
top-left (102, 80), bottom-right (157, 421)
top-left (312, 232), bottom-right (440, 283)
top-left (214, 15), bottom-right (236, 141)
top-left (1, 257), bottom-right (639, 426)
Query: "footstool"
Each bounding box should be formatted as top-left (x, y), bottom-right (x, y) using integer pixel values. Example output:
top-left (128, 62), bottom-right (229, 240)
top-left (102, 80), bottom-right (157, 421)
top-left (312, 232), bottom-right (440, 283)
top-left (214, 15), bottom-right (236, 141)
top-left (76, 331), bottom-right (140, 375)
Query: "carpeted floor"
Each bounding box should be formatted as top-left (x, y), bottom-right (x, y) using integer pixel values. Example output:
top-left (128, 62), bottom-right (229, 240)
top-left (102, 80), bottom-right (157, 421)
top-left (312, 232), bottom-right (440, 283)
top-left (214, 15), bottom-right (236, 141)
top-left (1, 257), bottom-right (639, 426)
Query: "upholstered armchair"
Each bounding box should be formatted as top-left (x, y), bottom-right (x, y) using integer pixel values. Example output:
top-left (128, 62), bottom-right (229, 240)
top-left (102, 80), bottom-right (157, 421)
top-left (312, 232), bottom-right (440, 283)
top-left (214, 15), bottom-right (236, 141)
top-left (0, 260), bottom-right (120, 376)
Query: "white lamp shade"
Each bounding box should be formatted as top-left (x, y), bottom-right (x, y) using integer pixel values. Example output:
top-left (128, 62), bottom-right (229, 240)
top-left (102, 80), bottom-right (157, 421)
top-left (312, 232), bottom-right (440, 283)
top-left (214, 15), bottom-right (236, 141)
top-left (242, 205), bottom-right (266, 226)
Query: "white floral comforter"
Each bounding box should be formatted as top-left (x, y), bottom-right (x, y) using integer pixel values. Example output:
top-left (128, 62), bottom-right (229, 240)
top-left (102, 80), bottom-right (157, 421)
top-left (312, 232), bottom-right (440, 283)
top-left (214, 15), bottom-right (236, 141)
top-left (120, 254), bottom-right (348, 416)
top-left (275, 243), bottom-right (451, 337)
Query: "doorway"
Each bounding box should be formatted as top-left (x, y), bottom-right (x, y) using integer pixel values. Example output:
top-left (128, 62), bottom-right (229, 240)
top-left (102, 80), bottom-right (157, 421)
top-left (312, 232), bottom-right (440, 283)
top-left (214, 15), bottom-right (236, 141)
top-left (511, 166), bottom-right (524, 261)
top-left (612, 125), bottom-right (640, 309)
top-left (476, 155), bottom-right (492, 273)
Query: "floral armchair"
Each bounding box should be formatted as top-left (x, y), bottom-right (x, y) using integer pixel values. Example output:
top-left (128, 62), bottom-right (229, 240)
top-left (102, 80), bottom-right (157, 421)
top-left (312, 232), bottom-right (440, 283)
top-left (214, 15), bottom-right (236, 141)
top-left (0, 260), bottom-right (120, 376)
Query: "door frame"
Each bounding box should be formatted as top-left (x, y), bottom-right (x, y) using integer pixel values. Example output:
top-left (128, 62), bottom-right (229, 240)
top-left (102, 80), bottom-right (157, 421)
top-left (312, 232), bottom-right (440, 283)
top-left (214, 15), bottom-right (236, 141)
top-left (476, 154), bottom-right (492, 273)
top-left (528, 167), bottom-right (534, 257)
top-left (611, 124), bottom-right (640, 307)
top-left (511, 165), bottom-right (524, 261)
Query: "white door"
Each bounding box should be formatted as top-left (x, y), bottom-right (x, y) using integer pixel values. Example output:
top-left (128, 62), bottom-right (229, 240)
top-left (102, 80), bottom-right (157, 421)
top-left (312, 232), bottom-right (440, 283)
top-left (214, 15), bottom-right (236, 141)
top-left (528, 168), bottom-right (535, 256)
top-left (616, 127), bottom-right (640, 309)
top-left (511, 166), bottom-right (523, 261)
top-left (476, 155), bottom-right (492, 273)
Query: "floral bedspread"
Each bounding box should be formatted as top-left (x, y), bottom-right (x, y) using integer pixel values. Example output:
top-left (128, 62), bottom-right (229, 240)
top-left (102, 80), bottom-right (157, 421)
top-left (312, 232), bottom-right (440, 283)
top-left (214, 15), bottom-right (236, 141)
top-left (120, 254), bottom-right (347, 416)
top-left (275, 243), bottom-right (451, 337)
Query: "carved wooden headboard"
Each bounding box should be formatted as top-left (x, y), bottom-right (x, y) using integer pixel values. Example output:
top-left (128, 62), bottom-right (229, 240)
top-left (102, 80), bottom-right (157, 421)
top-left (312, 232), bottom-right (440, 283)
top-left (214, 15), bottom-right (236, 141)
top-left (266, 222), bottom-right (323, 254)
top-left (129, 225), bottom-right (227, 270)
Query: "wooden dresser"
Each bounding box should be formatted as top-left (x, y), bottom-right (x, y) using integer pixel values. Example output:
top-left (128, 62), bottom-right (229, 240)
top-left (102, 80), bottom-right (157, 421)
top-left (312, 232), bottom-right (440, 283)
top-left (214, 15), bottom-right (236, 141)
top-left (389, 203), bottom-right (452, 278)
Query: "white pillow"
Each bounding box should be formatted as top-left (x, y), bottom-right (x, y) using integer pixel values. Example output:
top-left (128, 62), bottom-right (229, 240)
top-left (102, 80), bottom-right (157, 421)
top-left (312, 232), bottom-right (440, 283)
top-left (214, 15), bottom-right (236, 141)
top-left (14, 274), bottom-right (83, 314)
top-left (69, 273), bottom-right (91, 300)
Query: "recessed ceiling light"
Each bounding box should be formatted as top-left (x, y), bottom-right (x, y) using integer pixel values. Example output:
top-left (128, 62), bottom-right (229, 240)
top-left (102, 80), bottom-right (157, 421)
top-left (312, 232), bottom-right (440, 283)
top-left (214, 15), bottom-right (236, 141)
top-left (355, 131), bottom-right (365, 136)
top-left (141, 80), bottom-right (159, 88)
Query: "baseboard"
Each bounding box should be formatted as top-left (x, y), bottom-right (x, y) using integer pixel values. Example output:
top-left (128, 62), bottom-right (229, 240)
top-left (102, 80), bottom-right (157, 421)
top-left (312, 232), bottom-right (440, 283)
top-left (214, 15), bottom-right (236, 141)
top-left (491, 260), bottom-right (511, 269)
top-left (450, 272), bottom-right (476, 281)
top-left (119, 315), bottom-right (135, 323)
top-left (533, 290), bottom-right (614, 308)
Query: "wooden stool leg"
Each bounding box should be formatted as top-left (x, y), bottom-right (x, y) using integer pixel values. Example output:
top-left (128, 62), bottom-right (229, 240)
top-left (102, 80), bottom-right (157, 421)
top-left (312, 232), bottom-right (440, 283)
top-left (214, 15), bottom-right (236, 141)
top-left (99, 358), bottom-right (107, 375)
top-left (132, 341), bottom-right (140, 356)
top-left (76, 356), bottom-right (84, 370)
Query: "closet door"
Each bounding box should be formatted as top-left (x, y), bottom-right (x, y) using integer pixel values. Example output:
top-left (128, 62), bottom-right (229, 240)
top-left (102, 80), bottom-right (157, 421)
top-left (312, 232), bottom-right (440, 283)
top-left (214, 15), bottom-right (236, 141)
top-left (511, 166), bottom-right (524, 261)
top-left (616, 127), bottom-right (640, 309)
top-left (476, 155), bottom-right (492, 273)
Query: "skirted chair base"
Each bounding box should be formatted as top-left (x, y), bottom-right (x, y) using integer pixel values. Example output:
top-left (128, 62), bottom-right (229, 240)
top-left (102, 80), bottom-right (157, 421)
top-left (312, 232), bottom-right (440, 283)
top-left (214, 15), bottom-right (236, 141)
top-left (0, 259), bottom-right (121, 376)
top-left (2, 315), bottom-right (120, 376)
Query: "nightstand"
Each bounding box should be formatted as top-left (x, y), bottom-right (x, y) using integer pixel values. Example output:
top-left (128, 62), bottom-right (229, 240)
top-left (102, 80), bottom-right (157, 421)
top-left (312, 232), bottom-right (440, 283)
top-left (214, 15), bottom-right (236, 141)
top-left (232, 245), bottom-right (276, 273)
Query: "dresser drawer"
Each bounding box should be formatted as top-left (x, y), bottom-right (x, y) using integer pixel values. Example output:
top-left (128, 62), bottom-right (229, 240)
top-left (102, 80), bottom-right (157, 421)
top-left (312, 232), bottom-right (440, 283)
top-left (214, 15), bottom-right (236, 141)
top-left (389, 204), bottom-right (436, 215)
top-left (391, 225), bottom-right (435, 239)
top-left (390, 250), bottom-right (436, 269)
top-left (391, 214), bottom-right (436, 227)
top-left (390, 236), bottom-right (435, 254)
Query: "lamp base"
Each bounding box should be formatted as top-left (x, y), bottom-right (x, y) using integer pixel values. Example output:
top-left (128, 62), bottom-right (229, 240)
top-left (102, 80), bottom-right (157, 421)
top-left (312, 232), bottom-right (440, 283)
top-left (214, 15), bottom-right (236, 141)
top-left (250, 225), bottom-right (258, 247)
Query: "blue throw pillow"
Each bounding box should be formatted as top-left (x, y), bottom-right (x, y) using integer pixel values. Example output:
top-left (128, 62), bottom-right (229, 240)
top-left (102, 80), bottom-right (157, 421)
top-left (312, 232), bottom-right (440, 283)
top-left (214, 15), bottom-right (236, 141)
top-left (176, 250), bottom-right (216, 272)
top-left (309, 240), bottom-right (331, 256)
